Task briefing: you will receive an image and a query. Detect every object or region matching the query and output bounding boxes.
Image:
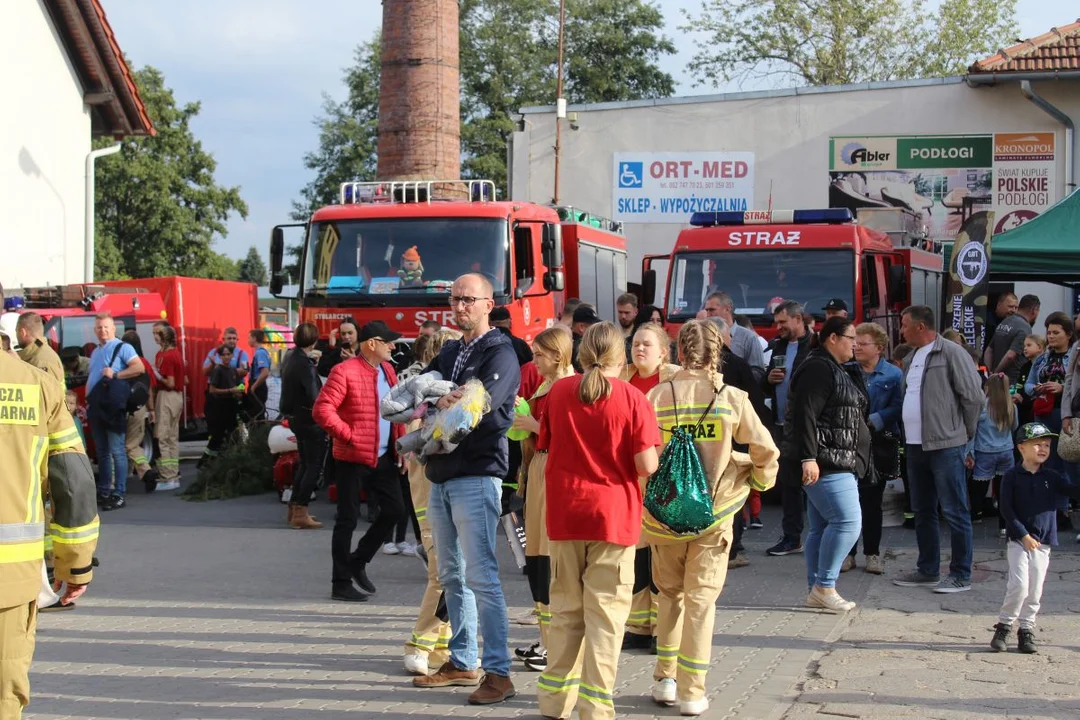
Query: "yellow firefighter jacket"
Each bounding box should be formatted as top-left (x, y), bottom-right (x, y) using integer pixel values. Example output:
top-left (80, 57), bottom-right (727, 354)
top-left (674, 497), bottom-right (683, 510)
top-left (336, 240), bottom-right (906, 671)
top-left (0, 351), bottom-right (98, 607)
top-left (643, 368), bottom-right (779, 544)
top-left (19, 338), bottom-right (66, 389)
top-left (620, 363), bottom-right (680, 386)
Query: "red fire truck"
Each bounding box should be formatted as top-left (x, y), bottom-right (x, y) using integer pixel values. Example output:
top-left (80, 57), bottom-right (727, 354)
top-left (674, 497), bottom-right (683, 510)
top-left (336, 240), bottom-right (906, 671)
top-left (642, 208), bottom-right (945, 343)
top-left (18, 277), bottom-right (258, 436)
top-left (268, 180), bottom-right (627, 342)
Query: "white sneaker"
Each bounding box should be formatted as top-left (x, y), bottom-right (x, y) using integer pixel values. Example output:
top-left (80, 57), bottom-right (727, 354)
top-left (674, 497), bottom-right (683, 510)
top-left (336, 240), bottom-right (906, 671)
top-left (681, 697), bottom-right (710, 716)
top-left (157, 480), bottom-right (181, 491)
top-left (397, 542), bottom-right (417, 556)
top-left (403, 652), bottom-right (428, 676)
top-left (382, 542), bottom-right (400, 555)
top-left (652, 678), bottom-right (677, 706)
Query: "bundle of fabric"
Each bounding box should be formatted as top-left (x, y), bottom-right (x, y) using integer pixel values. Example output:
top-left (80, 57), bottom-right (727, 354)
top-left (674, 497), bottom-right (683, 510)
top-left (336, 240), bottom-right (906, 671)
top-left (388, 378), bottom-right (491, 463)
top-left (381, 371), bottom-right (457, 423)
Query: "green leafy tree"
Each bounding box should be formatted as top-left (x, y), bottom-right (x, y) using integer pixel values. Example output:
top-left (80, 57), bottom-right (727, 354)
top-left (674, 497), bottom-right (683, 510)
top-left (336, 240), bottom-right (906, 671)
top-left (461, 0), bottom-right (676, 191)
top-left (94, 66), bottom-right (247, 280)
top-left (291, 1), bottom-right (675, 213)
top-left (682, 0), bottom-right (1018, 88)
top-left (290, 36), bottom-right (381, 222)
top-left (237, 246), bottom-right (269, 285)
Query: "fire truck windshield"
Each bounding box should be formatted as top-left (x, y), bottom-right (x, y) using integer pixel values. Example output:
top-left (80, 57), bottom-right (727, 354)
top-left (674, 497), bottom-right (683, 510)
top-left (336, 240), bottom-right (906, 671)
top-left (302, 217), bottom-right (509, 304)
top-left (666, 250), bottom-right (855, 322)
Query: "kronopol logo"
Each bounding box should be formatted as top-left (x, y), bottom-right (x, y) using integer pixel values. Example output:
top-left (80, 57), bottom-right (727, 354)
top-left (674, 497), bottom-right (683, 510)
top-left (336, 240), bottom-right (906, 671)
top-left (841, 142), bottom-right (890, 165)
top-left (956, 243), bottom-right (989, 287)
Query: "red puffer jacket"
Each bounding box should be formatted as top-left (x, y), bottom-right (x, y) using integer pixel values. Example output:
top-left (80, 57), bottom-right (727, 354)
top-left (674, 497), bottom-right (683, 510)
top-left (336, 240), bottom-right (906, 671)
top-left (312, 357), bottom-right (405, 466)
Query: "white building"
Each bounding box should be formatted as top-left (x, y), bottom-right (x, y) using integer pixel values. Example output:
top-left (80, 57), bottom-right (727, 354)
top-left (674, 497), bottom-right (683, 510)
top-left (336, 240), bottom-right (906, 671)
top-left (510, 22), bottom-right (1080, 319)
top-left (1, 0), bottom-right (153, 291)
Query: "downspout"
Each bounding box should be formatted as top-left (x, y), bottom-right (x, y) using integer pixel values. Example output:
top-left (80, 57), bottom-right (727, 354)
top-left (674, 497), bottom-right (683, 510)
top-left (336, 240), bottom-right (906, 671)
top-left (84, 144), bottom-right (122, 283)
top-left (1020, 81), bottom-right (1075, 196)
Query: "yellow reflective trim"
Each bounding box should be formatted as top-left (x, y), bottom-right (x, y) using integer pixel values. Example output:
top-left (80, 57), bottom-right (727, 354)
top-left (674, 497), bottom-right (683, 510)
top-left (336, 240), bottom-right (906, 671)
top-left (49, 519), bottom-right (100, 543)
top-left (48, 427), bottom-right (82, 451)
top-left (0, 540), bottom-right (45, 564)
top-left (26, 436), bottom-right (47, 524)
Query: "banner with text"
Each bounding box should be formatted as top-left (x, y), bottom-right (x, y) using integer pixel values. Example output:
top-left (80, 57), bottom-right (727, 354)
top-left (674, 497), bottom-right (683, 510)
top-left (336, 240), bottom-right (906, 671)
top-left (829, 133), bottom-right (1056, 243)
top-left (612, 152), bottom-right (755, 223)
top-left (945, 211), bottom-right (995, 354)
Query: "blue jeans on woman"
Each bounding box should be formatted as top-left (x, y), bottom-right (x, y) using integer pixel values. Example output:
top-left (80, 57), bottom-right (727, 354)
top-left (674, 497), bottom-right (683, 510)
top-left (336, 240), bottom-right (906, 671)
top-left (428, 475), bottom-right (511, 677)
top-left (803, 472), bottom-right (862, 590)
top-left (91, 417), bottom-right (128, 498)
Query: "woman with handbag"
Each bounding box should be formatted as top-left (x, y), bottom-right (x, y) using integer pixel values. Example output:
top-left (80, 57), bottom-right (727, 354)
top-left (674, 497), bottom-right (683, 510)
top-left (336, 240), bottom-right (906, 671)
top-left (1024, 312), bottom-right (1078, 528)
top-left (619, 321), bottom-right (679, 651)
top-left (841, 323), bottom-right (902, 575)
top-left (643, 320), bottom-right (778, 716)
top-left (786, 317), bottom-right (871, 612)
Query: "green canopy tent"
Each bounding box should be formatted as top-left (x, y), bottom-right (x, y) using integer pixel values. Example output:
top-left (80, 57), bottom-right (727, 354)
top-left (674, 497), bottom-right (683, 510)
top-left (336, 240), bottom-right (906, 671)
top-left (989, 189), bottom-right (1080, 283)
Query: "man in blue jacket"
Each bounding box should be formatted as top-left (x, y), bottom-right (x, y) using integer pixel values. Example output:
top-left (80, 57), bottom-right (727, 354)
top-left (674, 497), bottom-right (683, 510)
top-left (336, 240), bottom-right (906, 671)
top-left (414, 273), bottom-right (520, 706)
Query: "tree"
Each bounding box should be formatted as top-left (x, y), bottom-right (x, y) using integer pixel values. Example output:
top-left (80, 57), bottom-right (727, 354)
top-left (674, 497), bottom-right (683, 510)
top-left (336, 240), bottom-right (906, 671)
top-left (291, 1), bottom-right (676, 212)
top-left (94, 66), bottom-right (247, 280)
top-left (290, 36), bottom-right (381, 222)
top-left (682, 0), bottom-right (1018, 88)
top-left (461, 0), bottom-right (676, 191)
top-left (237, 246), bottom-right (269, 285)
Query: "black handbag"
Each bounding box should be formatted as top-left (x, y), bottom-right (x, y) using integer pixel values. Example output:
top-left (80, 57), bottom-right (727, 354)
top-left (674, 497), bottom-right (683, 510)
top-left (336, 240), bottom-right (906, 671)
top-left (871, 428), bottom-right (901, 480)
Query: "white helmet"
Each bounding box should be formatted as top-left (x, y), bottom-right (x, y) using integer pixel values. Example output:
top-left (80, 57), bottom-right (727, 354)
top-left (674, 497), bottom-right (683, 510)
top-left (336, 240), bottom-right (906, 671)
top-left (0, 312), bottom-right (19, 350)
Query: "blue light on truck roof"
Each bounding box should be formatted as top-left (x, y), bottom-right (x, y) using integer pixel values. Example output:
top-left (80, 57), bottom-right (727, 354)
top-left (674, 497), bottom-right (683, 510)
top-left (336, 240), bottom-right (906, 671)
top-left (689, 209), bottom-right (854, 227)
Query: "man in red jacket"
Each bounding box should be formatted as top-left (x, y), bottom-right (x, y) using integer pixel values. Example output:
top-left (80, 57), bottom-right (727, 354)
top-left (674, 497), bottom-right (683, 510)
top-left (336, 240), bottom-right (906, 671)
top-left (313, 320), bottom-right (406, 602)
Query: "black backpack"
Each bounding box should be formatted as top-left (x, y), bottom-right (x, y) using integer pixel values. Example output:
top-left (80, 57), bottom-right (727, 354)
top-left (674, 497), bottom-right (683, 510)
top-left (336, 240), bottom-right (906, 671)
top-left (111, 343), bottom-right (150, 414)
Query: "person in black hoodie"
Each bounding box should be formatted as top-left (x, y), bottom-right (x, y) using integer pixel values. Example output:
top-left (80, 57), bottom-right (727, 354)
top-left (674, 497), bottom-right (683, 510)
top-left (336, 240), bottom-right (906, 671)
top-left (786, 316), bottom-right (871, 613)
top-left (413, 274), bottom-right (520, 705)
top-left (280, 322), bottom-right (326, 530)
top-left (765, 300), bottom-right (815, 557)
top-left (317, 318), bottom-right (360, 378)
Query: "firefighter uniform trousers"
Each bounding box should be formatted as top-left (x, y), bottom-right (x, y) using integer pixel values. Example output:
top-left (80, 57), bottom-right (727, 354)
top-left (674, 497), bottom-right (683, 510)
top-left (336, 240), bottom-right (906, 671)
top-left (155, 390), bottom-right (184, 482)
top-left (524, 451), bottom-right (551, 645)
top-left (625, 547), bottom-right (658, 637)
top-left (403, 459), bottom-right (451, 665)
top-left (652, 526), bottom-right (732, 702)
top-left (0, 602), bottom-right (36, 720)
top-left (125, 406), bottom-right (152, 479)
top-left (538, 541), bottom-right (635, 720)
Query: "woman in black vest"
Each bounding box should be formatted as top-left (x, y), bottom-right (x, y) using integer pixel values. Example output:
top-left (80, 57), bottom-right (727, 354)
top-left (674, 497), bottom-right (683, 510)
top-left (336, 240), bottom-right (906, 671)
top-left (785, 316), bottom-right (870, 613)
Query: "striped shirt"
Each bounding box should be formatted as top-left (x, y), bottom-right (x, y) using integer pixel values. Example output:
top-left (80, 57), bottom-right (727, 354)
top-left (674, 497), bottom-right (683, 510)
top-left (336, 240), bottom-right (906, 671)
top-left (452, 329), bottom-right (494, 383)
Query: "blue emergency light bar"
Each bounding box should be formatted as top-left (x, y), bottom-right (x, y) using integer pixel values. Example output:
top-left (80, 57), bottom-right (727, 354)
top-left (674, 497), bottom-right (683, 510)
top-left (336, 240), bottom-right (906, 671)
top-left (689, 208), bottom-right (854, 227)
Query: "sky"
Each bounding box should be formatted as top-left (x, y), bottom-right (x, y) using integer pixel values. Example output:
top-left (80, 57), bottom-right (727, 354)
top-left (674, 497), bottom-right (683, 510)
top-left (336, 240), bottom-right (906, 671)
top-left (100, 0), bottom-right (1067, 265)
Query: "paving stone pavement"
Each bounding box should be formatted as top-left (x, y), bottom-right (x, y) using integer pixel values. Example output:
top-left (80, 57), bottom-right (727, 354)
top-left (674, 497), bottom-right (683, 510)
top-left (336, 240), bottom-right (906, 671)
top-left (24, 461), bottom-right (1080, 719)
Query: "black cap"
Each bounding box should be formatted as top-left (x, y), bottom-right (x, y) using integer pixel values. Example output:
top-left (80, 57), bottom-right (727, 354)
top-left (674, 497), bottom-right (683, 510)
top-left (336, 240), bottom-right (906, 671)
top-left (489, 306), bottom-right (511, 322)
top-left (572, 305), bottom-right (601, 325)
top-left (358, 320), bottom-right (402, 343)
top-left (823, 298), bottom-right (848, 312)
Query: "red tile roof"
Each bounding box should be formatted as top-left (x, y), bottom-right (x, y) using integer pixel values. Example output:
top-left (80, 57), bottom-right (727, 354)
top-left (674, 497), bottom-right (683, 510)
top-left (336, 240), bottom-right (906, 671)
top-left (969, 20), bottom-right (1080, 74)
top-left (89, 0), bottom-right (154, 136)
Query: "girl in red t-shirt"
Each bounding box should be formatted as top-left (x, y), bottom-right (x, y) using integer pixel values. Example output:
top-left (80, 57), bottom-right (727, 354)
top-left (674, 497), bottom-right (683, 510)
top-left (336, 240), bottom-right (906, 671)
top-left (619, 321), bottom-right (680, 649)
top-left (536, 322), bottom-right (660, 720)
top-left (510, 326), bottom-right (574, 673)
top-left (153, 326), bottom-right (186, 491)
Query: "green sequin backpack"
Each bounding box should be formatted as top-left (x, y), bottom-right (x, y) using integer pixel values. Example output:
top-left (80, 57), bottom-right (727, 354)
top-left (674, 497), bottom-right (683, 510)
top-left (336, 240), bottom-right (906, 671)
top-left (644, 382), bottom-right (724, 535)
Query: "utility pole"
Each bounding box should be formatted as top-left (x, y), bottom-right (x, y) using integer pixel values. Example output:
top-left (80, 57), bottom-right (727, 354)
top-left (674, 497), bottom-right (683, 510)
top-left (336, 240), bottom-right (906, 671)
top-left (553, 0), bottom-right (566, 204)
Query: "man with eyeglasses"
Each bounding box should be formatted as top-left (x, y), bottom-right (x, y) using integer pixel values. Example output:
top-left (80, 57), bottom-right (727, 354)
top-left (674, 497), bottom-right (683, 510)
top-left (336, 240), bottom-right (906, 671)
top-left (413, 274), bottom-right (521, 705)
top-left (313, 320), bottom-right (406, 603)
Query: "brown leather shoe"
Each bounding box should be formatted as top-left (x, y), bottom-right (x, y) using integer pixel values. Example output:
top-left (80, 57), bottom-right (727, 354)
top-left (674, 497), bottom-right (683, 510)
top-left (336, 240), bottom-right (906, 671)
top-left (468, 673), bottom-right (516, 705)
top-left (413, 661), bottom-right (481, 688)
top-left (290, 505), bottom-right (323, 529)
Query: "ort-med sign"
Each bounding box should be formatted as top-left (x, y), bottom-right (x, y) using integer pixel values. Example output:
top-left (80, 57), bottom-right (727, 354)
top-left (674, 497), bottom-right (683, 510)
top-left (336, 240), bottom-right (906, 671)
top-left (613, 152), bottom-right (755, 223)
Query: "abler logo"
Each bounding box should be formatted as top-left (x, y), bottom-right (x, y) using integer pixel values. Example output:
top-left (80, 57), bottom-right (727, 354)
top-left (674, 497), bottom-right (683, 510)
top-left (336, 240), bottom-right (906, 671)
top-left (841, 142), bottom-right (890, 165)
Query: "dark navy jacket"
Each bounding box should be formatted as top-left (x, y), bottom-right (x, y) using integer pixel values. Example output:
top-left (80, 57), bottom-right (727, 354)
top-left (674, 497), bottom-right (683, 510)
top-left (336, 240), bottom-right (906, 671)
top-left (424, 329), bottom-right (521, 484)
top-left (1001, 464), bottom-right (1080, 546)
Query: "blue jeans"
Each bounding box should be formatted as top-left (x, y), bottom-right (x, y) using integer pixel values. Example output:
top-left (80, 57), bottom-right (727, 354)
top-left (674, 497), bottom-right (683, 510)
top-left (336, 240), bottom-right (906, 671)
top-left (803, 472), bottom-right (861, 589)
top-left (91, 417), bottom-right (128, 497)
top-left (907, 444), bottom-right (973, 581)
top-left (428, 476), bottom-right (511, 677)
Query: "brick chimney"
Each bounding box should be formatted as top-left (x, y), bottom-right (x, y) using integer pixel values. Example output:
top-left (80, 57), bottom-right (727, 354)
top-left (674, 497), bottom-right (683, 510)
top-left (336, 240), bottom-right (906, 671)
top-left (377, 0), bottom-right (461, 182)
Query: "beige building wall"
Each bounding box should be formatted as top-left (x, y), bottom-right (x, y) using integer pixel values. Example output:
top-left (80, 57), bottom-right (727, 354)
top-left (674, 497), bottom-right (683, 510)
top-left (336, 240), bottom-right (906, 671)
top-left (0, 0), bottom-right (92, 288)
top-left (511, 77), bottom-right (1078, 319)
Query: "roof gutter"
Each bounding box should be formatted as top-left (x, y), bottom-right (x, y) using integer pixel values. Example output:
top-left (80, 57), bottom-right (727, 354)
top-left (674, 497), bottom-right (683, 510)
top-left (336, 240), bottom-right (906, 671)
top-left (966, 72), bottom-right (1078, 194)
